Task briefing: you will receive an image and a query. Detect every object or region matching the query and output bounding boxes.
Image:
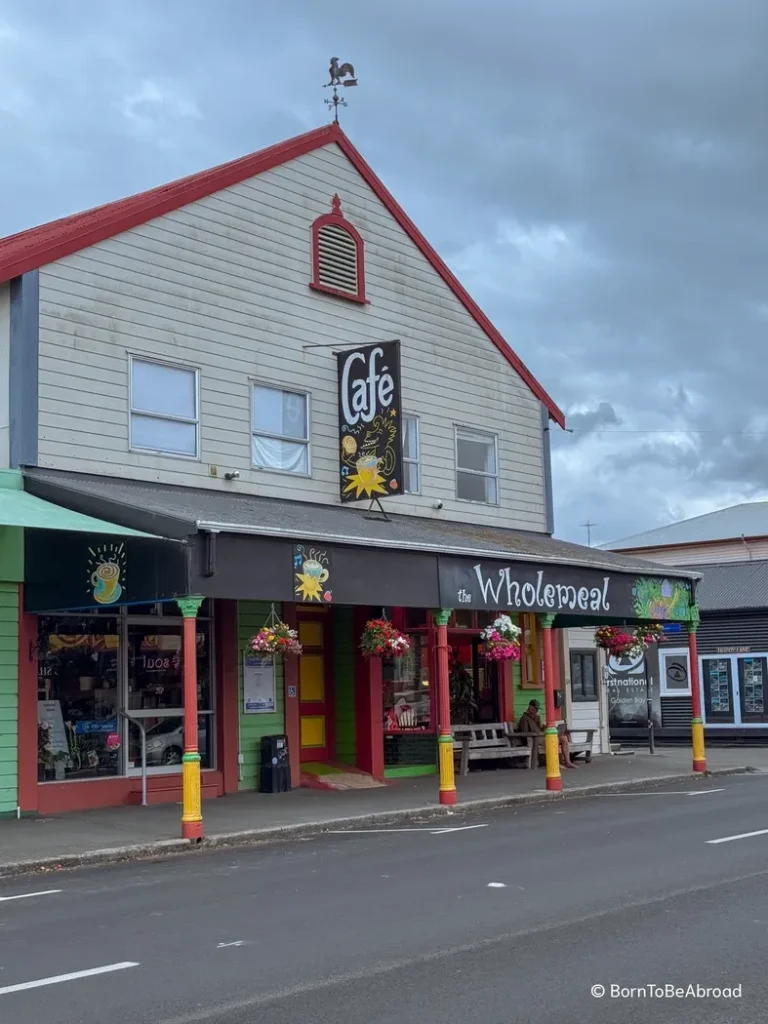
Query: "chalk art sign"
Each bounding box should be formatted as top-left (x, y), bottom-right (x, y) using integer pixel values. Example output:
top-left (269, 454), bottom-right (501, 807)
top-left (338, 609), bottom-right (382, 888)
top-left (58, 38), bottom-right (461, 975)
top-left (337, 341), bottom-right (403, 503)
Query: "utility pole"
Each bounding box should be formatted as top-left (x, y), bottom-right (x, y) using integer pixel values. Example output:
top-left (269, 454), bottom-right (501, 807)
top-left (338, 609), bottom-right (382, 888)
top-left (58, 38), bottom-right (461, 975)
top-left (581, 521), bottom-right (597, 547)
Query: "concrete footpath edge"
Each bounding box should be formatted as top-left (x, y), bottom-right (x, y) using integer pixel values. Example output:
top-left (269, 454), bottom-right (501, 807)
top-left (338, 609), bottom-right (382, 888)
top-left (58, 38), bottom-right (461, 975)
top-left (0, 766), bottom-right (755, 878)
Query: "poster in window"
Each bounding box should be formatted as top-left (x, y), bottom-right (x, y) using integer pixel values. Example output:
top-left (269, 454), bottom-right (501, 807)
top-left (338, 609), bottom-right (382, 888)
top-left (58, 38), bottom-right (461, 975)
top-left (337, 341), bottom-right (404, 503)
top-left (243, 654), bottom-right (276, 713)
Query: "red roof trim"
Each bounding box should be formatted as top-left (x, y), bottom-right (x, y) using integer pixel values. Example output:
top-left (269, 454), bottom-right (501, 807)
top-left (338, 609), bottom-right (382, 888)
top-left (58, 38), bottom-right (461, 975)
top-left (0, 122), bottom-right (565, 426)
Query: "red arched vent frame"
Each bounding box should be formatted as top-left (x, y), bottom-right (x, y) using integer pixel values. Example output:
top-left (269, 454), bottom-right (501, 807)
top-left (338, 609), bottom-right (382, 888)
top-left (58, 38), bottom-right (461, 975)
top-left (310, 194), bottom-right (368, 304)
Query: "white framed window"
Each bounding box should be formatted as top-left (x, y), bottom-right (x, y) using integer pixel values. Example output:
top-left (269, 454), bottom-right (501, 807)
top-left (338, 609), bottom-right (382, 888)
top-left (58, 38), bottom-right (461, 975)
top-left (251, 383), bottom-right (310, 475)
top-left (403, 414), bottom-right (420, 494)
top-left (129, 356), bottom-right (199, 458)
top-left (455, 426), bottom-right (499, 504)
top-left (660, 648), bottom-right (691, 696)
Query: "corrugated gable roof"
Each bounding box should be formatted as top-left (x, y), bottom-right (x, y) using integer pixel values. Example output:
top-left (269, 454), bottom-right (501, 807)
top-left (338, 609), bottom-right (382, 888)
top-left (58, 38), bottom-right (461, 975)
top-left (0, 122), bottom-right (565, 427)
top-left (691, 559), bottom-right (768, 612)
top-left (605, 501), bottom-right (768, 551)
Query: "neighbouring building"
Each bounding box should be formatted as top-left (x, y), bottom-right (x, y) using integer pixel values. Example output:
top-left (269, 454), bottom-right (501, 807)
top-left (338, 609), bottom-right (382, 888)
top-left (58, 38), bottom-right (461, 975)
top-left (0, 122), bottom-right (699, 816)
top-left (602, 503), bottom-right (768, 744)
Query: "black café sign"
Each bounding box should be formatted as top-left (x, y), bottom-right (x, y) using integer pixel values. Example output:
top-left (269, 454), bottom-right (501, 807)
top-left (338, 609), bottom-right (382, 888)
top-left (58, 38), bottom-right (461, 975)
top-left (438, 558), bottom-right (693, 621)
top-left (337, 340), bottom-right (403, 504)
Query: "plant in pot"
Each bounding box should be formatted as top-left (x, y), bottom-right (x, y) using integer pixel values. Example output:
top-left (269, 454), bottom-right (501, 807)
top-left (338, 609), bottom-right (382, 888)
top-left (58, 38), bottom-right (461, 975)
top-left (37, 721), bottom-right (53, 781)
top-left (52, 750), bottom-right (68, 781)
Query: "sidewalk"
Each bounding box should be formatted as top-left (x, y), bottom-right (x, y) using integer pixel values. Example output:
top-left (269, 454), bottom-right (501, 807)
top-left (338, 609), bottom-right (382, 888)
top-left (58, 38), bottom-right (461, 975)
top-left (2, 747), bottom-right (766, 876)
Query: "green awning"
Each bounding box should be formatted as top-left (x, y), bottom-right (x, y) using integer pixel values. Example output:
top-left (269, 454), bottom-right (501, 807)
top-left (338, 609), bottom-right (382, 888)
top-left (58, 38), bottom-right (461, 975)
top-left (0, 471), bottom-right (152, 536)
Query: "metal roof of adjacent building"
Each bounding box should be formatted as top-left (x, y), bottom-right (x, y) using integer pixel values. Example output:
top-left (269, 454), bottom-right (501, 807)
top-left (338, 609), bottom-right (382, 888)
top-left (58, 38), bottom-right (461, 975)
top-left (604, 501), bottom-right (768, 551)
top-left (24, 468), bottom-right (700, 580)
top-left (691, 560), bottom-right (768, 612)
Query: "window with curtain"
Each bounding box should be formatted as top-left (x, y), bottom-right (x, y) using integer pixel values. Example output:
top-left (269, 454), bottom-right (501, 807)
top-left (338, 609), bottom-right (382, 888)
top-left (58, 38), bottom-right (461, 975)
top-left (130, 358), bottom-right (199, 457)
top-left (251, 384), bottom-right (310, 474)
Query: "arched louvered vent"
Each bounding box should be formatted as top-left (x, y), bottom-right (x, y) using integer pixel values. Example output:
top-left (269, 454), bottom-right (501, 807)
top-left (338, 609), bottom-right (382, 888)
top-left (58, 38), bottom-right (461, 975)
top-left (310, 194), bottom-right (368, 304)
top-left (317, 222), bottom-right (358, 295)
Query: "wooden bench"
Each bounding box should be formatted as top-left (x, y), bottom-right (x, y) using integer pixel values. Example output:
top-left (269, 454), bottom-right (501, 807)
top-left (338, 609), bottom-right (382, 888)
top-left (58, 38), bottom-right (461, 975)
top-left (453, 724), bottom-right (533, 775)
top-left (508, 726), bottom-right (594, 766)
top-left (568, 730), bottom-right (594, 763)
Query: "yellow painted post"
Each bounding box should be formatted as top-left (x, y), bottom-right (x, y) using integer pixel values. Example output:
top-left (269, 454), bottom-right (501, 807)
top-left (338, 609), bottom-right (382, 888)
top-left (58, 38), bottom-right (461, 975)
top-left (688, 607), bottom-right (707, 772)
top-left (539, 614), bottom-right (562, 792)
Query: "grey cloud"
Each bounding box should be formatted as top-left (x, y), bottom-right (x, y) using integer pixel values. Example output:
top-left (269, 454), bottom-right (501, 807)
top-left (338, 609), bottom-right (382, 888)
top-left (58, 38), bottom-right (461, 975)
top-left (1, 0), bottom-right (766, 542)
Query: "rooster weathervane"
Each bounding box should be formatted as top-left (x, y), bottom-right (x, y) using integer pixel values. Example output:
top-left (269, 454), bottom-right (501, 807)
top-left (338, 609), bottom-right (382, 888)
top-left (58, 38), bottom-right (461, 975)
top-left (324, 57), bottom-right (358, 124)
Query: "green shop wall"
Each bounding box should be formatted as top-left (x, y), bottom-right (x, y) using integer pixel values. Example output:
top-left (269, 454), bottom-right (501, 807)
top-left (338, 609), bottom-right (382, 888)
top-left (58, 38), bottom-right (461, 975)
top-left (237, 601), bottom-right (285, 790)
top-left (511, 660), bottom-right (544, 722)
top-left (0, 581), bottom-right (19, 816)
top-left (333, 607), bottom-right (356, 765)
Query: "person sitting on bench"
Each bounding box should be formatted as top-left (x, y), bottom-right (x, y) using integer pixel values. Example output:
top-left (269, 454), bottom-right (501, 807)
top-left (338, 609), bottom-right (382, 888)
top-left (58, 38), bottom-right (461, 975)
top-left (517, 699), bottom-right (578, 769)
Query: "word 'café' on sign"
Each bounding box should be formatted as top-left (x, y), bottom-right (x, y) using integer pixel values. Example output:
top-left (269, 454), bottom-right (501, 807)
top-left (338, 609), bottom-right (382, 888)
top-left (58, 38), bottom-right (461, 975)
top-left (340, 344), bottom-right (395, 424)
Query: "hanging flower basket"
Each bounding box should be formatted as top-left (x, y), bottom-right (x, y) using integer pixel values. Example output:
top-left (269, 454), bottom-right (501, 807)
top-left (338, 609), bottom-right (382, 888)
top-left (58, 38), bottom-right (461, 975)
top-left (595, 624), bottom-right (664, 658)
top-left (480, 614), bottom-right (522, 661)
top-left (250, 621), bottom-right (302, 657)
top-left (634, 622), bottom-right (665, 646)
top-left (360, 618), bottom-right (411, 658)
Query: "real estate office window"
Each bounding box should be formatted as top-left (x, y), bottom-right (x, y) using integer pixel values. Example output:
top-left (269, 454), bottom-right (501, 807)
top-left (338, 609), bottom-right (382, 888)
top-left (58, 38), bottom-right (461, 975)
top-left (129, 357), bottom-right (200, 458)
top-left (570, 649), bottom-right (598, 701)
top-left (251, 383), bottom-right (310, 475)
top-left (455, 426), bottom-right (499, 504)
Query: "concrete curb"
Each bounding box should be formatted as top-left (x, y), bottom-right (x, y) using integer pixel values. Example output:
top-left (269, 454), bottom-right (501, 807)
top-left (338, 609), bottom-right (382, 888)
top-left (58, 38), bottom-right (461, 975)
top-left (0, 766), bottom-right (755, 878)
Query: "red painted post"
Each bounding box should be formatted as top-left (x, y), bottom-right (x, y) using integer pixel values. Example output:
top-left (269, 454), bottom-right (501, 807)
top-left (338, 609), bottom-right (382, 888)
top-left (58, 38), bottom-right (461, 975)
top-left (367, 655), bottom-right (385, 780)
top-left (540, 616), bottom-right (562, 792)
top-left (433, 609), bottom-right (457, 805)
top-left (282, 603), bottom-right (302, 788)
top-left (215, 599), bottom-right (239, 795)
top-left (177, 597), bottom-right (204, 841)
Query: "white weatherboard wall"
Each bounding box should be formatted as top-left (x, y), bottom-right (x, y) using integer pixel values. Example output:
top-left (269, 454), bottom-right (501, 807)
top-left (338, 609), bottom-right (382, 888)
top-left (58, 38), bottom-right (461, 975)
top-left (36, 143), bottom-right (548, 531)
top-left (617, 540), bottom-right (768, 565)
top-left (565, 627), bottom-right (605, 754)
top-left (0, 284), bottom-right (9, 469)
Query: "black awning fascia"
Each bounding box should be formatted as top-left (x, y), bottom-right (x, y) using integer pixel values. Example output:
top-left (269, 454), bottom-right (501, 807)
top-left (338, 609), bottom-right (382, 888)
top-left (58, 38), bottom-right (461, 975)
top-left (24, 473), bottom-right (194, 541)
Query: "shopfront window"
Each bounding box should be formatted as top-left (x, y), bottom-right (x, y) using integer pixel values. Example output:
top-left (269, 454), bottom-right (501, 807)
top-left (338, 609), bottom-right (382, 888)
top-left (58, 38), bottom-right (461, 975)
top-left (126, 620), bottom-right (213, 770)
top-left (383, 635), bottom-right (433, 731)
top-left (38, 617), bottom-right (121, 780)
top-left (37, 606), bottom-right (215, 782)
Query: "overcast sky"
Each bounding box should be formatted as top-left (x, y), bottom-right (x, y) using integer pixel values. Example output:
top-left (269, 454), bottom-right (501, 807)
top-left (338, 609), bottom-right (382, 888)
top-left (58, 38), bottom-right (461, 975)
top-left (1, 0), bottom-right (765, 546)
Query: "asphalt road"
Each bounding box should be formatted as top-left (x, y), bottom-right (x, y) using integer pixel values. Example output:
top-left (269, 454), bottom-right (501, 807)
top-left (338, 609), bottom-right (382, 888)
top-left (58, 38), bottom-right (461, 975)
top-left (2, 773), bottom-right (768, 1023)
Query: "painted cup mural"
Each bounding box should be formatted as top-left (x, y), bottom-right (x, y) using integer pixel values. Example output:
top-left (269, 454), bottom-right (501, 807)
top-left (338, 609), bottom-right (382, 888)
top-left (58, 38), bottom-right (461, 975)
top-left (293, 544), bottom-right (333, 604)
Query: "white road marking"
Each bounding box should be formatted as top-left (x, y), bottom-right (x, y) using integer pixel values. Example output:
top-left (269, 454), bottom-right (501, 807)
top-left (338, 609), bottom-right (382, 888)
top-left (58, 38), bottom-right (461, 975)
top-left (599, 789), bottom-right (727, 797)
top-left (431, 825), bottom-right (490, 835)
top-left (0, 889), bottom-right (62, 902)
top-left (326, 824), bottom-right (489, 835)
top-left (0, 962), bottom-right (138, 996)
top-left (707, 828), bottom-right (768, 845)
top-left (487, 882), bottom-right (507, 888)
top-left (217, 941), bottom-right (244, 948)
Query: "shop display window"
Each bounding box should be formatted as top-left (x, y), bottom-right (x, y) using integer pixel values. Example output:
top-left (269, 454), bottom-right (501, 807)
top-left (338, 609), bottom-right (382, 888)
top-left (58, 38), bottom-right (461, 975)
top-left (37, 617), bottom-right (121, 780)
top-left (383, 634), bottom-right (433, 731)
top-left (37, 605), bottom-right (215, 782)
